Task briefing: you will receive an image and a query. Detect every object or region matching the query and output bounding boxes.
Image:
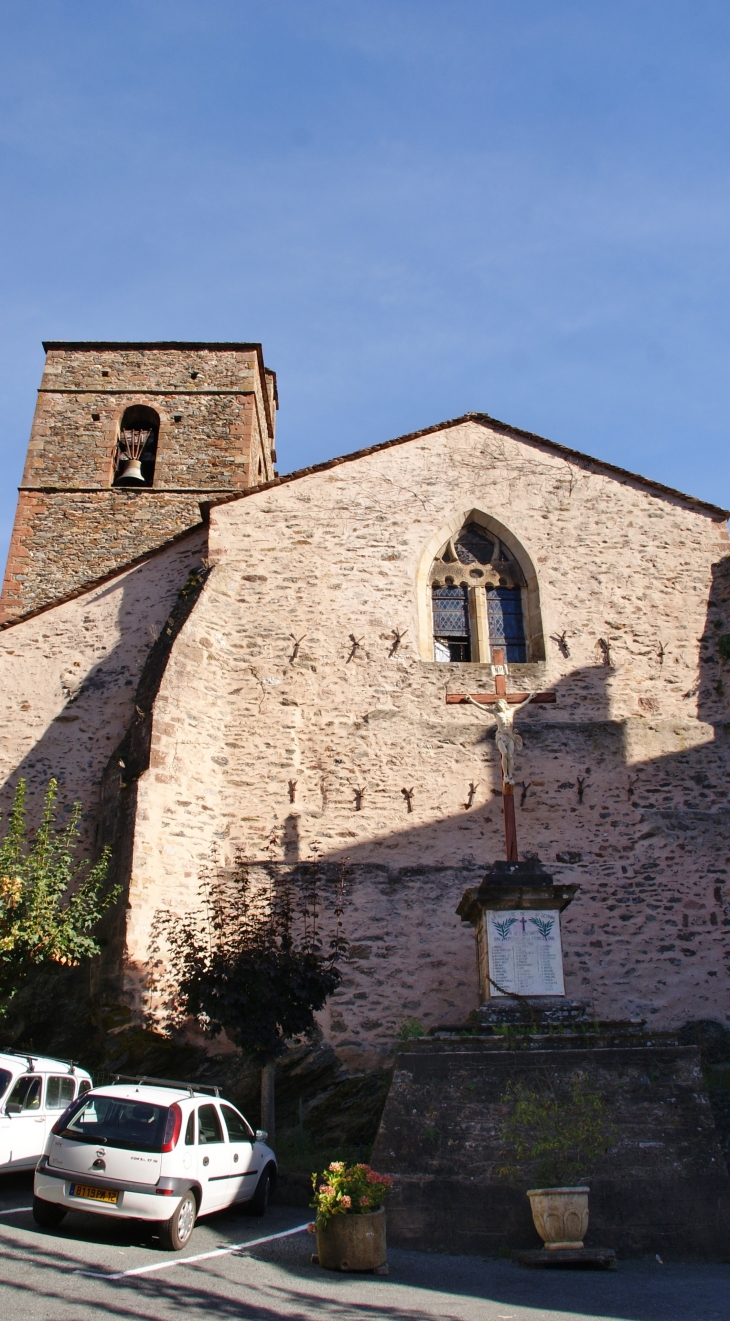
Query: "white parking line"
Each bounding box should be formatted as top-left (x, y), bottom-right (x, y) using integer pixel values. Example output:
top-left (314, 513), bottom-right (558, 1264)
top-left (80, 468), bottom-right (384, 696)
top-left (75, 1221), bottom-right (311, 1281)
top-left (0, 1207), bottom-right (32, 1216)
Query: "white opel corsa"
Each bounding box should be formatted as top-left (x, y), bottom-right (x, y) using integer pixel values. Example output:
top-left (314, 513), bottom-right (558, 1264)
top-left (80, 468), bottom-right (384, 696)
top-left (34, 1076), bottom-right (277, 1250)
top-left (0, 1050), bottom-right (93, 1171)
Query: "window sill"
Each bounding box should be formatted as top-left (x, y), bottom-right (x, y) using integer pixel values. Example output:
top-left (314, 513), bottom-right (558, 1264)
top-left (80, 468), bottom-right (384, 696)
top-left (420, 659), bottom-right (548, 671)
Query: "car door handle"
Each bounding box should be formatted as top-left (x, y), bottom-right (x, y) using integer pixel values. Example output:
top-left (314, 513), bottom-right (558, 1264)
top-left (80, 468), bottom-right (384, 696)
top-left (34, 1118), bottom-right (45, 1123)
top-left (233, 1154), bottom-right (239, 1163)
top-left (202, 1156), bottom-right (209, 1167)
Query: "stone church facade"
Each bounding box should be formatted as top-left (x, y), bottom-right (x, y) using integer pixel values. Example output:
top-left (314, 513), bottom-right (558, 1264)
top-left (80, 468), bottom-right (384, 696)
top-left (1, 341), bottom-right (729, 1077)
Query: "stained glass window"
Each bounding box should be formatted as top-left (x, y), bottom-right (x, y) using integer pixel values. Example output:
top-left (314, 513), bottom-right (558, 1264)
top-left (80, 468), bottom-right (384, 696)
top-left (432, 585), bottom-right (471, 662)
top-left (432, 584), bottom-right (468, 635)
top-left (454, 524), bottom-right (494, 565)
top-left (486, 587), bottom-right (526, 662)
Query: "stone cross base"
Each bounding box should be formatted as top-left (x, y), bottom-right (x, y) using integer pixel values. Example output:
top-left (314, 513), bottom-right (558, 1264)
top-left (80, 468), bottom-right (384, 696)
top-left (476, 996), bottom-right (594, 1028)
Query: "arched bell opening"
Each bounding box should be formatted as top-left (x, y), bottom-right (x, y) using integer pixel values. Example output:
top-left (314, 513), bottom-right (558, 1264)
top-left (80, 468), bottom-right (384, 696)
top-left (113, 405), bottom-right (160, 487)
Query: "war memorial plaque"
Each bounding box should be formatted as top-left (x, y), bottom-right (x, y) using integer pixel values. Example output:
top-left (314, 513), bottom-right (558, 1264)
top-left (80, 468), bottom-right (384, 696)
top-left (486, 908), bottom-right (565, 996)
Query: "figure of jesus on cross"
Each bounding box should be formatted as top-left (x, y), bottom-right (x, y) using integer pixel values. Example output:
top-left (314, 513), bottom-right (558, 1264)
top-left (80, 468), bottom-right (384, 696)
top-left (465, 691), bottom-right (537, 787)
top-left (446, 647), bottom-right (556, 862)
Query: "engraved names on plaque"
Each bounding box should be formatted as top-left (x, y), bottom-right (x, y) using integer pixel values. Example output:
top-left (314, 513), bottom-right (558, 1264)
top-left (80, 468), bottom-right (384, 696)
top-left (486, 908), bottom-right (565, 996)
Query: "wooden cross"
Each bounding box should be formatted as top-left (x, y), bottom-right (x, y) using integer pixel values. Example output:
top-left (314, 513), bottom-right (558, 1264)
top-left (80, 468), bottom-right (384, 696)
top-left (445, 647), bottom-right (556, 862)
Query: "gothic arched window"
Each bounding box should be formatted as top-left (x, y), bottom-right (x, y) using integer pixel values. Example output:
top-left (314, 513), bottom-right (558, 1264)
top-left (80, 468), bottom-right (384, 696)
top-left (429, 520), bottom-right (529, 663)
top-left (113, 405), bottom-right (159, 487)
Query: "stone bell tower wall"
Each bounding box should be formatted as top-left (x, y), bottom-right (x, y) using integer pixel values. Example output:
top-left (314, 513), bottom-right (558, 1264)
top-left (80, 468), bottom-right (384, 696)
top-left (115, 417), bottom-right (730, 1069)
top-left (0, 342), bottom-right (277, 623)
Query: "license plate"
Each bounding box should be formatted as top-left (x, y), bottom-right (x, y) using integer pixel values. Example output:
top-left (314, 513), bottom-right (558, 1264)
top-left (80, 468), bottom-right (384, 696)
top-left (70, 1183), bottom-right (119, 1205)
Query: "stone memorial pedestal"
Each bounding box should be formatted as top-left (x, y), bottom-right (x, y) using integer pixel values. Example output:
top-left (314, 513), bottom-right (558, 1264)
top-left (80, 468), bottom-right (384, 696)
top-left (369, 858), bottom-right (730, 1260)
top-left (456, 859), bottom-right (577, 1007)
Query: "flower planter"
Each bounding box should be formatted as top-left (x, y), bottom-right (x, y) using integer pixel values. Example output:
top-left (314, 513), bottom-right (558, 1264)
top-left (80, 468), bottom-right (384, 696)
top-left (527, 1187), bottom-right (589, 1249)
top-left (315, 1207), bottom-right (387, 1272)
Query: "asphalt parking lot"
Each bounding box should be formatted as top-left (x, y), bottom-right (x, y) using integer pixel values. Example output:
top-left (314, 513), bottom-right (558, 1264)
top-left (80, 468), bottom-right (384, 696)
top-left (1, 1173), bottom-right (728, 1321)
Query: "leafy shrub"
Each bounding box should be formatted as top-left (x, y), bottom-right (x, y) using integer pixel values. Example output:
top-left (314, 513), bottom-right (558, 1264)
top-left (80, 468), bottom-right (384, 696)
top-left (397, 1016), bottom-right (426, 1043)
top-left (499, 1071), bottom-right (615, 1187)
top-left (154, 852), bottom-right (348, 1061)
top-left (0, 778), bottom-right (118, 1010)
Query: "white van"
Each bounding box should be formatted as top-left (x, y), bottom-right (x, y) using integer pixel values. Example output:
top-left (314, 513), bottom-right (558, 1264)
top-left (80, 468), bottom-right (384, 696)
top-left (0, 1050), bottom-right (93, 1171)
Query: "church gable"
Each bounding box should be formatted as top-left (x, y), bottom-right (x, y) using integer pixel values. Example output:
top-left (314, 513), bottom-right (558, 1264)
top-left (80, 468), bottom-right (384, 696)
top-left (115, 417), bottom-right (730, 1055)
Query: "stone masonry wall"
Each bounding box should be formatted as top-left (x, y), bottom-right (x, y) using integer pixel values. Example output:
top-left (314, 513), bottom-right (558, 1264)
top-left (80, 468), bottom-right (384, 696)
top-left (0, 343), bottom-right (277, 622)
top-left (3, 490), bottom-right (208, 620)
top-left (33, 343), bottom-right (275, 484)
top-left (0, 527), bottom-right (207, 854)
top-left (118, 418), bottom-right (730, 1069)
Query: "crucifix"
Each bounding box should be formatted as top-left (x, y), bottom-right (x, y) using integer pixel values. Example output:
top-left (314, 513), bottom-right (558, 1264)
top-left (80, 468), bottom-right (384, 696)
top-left (446, 647), bottom-right (556, 862)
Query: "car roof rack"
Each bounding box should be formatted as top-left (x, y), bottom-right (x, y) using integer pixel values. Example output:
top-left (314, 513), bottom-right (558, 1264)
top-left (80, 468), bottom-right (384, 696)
top-left (1, 1047), bottom-right (78, 1074)
top-left (110, 1073), bottom-right (222, 1097)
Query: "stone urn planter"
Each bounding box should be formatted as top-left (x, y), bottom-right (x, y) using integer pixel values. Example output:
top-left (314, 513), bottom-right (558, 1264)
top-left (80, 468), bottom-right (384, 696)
top-left (527, 1187), bottom-right (589, 1249)
top-left (314, 1207), bottom-right (387, 1272)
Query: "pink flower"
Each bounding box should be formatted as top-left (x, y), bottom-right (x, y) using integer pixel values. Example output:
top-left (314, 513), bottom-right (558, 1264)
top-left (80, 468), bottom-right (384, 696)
top-left (329, 1161), bottom-right (345, 1172)
top-left (340, 1195), bottom-right (351, 1208)
top-left (361, 1196), bottom-right (370, 1207)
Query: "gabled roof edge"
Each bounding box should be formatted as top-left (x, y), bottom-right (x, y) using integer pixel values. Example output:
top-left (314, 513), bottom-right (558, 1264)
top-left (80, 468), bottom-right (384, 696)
top-left (202, 411), bottom-right (730, 522)
top-left (0, 524), bottom-right (206, 632)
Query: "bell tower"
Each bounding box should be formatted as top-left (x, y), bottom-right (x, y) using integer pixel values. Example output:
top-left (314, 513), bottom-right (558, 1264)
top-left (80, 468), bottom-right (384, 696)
top-left (0, 341), bottom-right (278, 623)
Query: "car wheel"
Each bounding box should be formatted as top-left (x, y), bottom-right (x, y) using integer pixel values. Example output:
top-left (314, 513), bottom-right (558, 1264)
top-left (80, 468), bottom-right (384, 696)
top-left (32, 1195), bottom-right (67, 1229)
top-left (247, 1164), bottom-right (274, 1217)
top-left (158, 1190), bottom-right (197, 1251)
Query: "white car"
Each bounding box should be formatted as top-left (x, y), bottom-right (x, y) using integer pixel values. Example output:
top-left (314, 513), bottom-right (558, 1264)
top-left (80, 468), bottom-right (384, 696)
top-left (33, 1076), bottom-right (277, 1250)
top-left (0, 1050), bottom-right (92, 1171)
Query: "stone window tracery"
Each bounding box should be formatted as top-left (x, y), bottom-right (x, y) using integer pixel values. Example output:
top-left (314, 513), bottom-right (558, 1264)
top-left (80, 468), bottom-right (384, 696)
top-left (429, 520), bottom-right (528, 663)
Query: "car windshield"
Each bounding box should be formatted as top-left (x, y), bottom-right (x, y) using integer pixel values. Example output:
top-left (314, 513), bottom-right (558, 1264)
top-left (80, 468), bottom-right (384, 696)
top-left (60, 1094), bottom-right (170, 1152)
top-left (0, 1070), bottom-right (12, 1100)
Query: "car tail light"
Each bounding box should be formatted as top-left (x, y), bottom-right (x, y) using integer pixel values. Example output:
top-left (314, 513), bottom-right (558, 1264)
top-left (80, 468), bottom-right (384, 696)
top-left (162, 1103), bottom-right (183, 1152)
top-left (51, 1094), bottom-right (88, 1136)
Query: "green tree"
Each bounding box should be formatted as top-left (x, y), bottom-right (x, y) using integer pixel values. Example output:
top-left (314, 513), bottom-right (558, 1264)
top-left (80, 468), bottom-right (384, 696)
top-left (0, 778), bottom-right (119, 1008)
top-left (155, 851), bottom-right (348, 1142)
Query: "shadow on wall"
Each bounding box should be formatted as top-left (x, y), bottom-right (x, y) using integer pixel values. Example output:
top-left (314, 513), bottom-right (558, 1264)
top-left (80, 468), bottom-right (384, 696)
top-left (0, 534), bottom-right (206, 847)
top-left (278, 554), bottom-right (730, 1029)
top-left (0, 543), bottom-right (210, 1056)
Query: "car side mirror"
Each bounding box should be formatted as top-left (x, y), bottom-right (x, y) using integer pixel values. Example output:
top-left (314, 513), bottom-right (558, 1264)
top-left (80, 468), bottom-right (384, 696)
top-left (5, 1103), bottom-right (21, 1115)
top-left (255, 1129), bottom-right (267, 1143)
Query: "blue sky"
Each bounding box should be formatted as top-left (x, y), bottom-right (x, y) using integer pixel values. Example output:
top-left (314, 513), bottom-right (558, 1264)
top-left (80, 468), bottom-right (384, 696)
top-left (1, 1), bottom-right (729, 570)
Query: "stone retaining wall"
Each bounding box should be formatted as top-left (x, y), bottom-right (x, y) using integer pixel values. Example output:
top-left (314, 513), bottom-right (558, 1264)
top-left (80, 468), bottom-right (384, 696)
top-left (371, 1037), bottom-right (730, 1258)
